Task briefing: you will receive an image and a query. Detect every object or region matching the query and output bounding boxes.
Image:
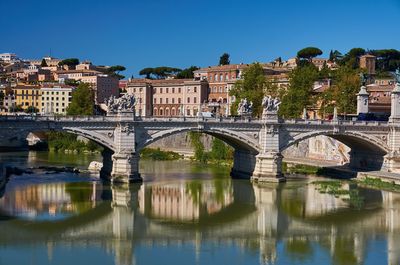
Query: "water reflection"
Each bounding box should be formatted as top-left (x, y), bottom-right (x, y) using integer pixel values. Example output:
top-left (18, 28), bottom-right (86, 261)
top-left (0, 176), bottom-right (400, 265)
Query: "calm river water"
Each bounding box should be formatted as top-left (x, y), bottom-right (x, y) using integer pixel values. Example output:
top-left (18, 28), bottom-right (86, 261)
top-left (0, 151), bottom-right (399, 265)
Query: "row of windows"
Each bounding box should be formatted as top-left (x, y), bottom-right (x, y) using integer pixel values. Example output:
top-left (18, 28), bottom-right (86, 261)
top-left (42, 102), bottom-right (67, 107)
top-left (43, 91), bottom-right (72, 96)
top-left (19, 90), bottom-right (40, 95)
top-left (153, 97), bottom-right (197, 104)
top-left (153, 107), bottom-right (198, 117)
top-left (156, 87), bottom-right (197, 94)
top-left (131, 87), bottom-right (199, 94)
top-left (210, 86), bottom-right (228, 93)
top-left (41, 108), bottom-right (65, 113)
top-left (42, 97), bottom-right (72, 101)
top-left (208, 73), bottom-right (235, 82)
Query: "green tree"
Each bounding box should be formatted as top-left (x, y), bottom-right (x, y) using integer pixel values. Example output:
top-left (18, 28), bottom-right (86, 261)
top-left (340, 48), bottom-right (365, 69)
top-left (210, 138), bottom-right (231, 161)
top-left (229, 63), bottom-right (266, 117)
top-left (139, 67), bottom-right (153, 79)
top-left (58, 58), bottom-right (80, 67)
top-left (138, 66), bottom-right (181, 79)
top-left (329, 50), bottom-right (343, 62)
top-left (40, 58), bottom-right (48, 67)
top-left (297, 47), bottom-right (323, 61)
top-left (66, 83), bottom-right (94, 115)
top-left (106, 65), bottom-right (126, 79)
top-left (370, 49), bottom-right (400, 72)
top-left (279, 63), bottom-right (319, 118)
top-left (219, 53), bottom-right (230, 65)
top-left (328, 66), bottom-right (360, 115)
top-left (25, 106), bottom-right (39, 113)
top-left (176, 66), bottom-right (200, 79)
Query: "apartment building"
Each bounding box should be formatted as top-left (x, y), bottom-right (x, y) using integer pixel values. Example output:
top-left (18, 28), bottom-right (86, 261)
top-left (126, 78), bottom-right (208, 117)
top-left (56, 70), bottom-right (119, 104)
top-left (40, 85), bottom-right (74, 115)
top-left (125, 79), bottom-right (152, 116)
top-left (12, 84), bottom-right (42, 110)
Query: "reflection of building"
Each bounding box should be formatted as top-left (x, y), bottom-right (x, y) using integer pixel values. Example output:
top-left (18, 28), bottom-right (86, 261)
top-left (138, 181), bottom-right (233, 221)
top-left (0, 182), bottom-right (101, 218)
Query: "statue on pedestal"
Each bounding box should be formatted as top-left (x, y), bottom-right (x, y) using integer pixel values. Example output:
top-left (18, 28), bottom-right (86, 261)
top-left (359, 72), bottom-right (368, 86)
top-left (395, 68), bottom-right (400, 85)
top-left (106, 94), bottom-right (136, 114)
top-left (262, 95), bottom-right (281, 112)
top-left (237, 98), bottom-right (253, 116)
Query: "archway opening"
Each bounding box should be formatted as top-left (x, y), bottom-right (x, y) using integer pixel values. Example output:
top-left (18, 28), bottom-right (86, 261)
top-left (138, 129), bottom-right (260, 180)
top-left (282, 133), bottom-right (388, 173)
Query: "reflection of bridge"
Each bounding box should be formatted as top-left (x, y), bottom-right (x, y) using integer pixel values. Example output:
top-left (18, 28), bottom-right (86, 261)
top-left (1, 181), bottom-right (400, 265)
top-left (1, 108), bottom-right (400, 183)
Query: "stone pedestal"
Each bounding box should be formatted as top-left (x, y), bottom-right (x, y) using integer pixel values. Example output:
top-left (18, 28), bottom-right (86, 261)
top-left (251, 153), bottom-right (285, 183)
top-left (389, 83), bottom-right (400, 123)
top-left (357, 86), bottom-right (369, 115)
top-left (111, 153), bottom-right (142, 183)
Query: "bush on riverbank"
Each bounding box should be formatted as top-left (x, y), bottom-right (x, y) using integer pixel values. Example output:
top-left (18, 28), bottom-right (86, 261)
top-left (358, 177), bottom-right (400, 192)
top-left (283, 163), bottom-right (323, 175)
top-left (47, 132), bottom-right (103, 153)
top-left (189, 132), bottom-right (233, 164)
top-left (140, 148), bottom-right (182, 160)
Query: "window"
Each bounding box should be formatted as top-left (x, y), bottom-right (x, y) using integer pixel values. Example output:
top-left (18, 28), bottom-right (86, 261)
top-left (140, 87), bottom-right (143, 92)
top-left (166, 98), bottom-right (169, 104)
top-left (178, 98), bottom-right (181, 104)
top-left (172, 98), bottom-right (175, 104)
top-left (186, 109), bottom-right (190, 116)
top-left (159, 109), bottom-right (163, 116)
top-left (194, 87), bottom-right (197, 93)
top-left (172, 87), bottom-right (175, 93)
top-left (214, 74), bottom-right (218, 81)
top-left (220, 74), bottom-right (223, 81)
top-left (194, 97), bottom-right (197, 103)
top-left (178, 87), bottom-right (181, 93)
top-left (166, 87), bottom-right (169, 93)
top-left (187, 97), bottom-right (190, 103)
top-left (160, 98), bottom-right (163, 104)
top-left (160, 88), bottom-right (163, 93)
top-left (154, 98), bottom-right (156, 104)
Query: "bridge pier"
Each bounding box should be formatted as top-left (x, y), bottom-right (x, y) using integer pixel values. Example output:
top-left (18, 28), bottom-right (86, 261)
top-left (100, 149), bottom-right (114, 180)
top-left (231, 150), bottom-right (256, 179)
top-left (111, 153), bottom-right (142, 183)
top-left (251, 152), bottom-right (285, 183)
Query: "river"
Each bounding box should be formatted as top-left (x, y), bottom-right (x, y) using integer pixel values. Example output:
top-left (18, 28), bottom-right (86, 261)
top-left (0, 151), bottom-right (399, 265)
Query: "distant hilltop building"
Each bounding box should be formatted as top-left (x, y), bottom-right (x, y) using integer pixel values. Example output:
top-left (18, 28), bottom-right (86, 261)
top-left (359, 54), bottom-right (376, 75)
top-left (0, 53), bottom-right (19, 63)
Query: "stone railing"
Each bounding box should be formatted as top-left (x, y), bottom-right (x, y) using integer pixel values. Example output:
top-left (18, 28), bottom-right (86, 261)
top-left (281, 119), bottom-right (389, 126)
top-left (0, 114), bottom-right (390, 127)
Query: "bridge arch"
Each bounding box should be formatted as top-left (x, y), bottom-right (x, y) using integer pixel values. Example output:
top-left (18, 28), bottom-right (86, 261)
top-left (281, 130), bottom-right (389, 170)
top-left (137, 127), bottom-right (260, 154)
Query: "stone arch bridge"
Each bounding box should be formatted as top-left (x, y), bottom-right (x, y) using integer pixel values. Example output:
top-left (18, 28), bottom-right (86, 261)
top-left (0, 111), bottom-right (399, 183)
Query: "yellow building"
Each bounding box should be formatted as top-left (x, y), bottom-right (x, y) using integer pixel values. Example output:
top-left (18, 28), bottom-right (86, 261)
top-left (12, 84), bottom-right (42, 111)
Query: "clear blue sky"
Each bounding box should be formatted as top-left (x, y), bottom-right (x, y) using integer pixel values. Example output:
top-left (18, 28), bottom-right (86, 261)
top-left (1, 0), bottom-right (399, 78)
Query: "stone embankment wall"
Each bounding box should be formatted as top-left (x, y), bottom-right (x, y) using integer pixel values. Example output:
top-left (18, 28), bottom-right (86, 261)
top-left (148, 132), bottom-right (350, 164)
